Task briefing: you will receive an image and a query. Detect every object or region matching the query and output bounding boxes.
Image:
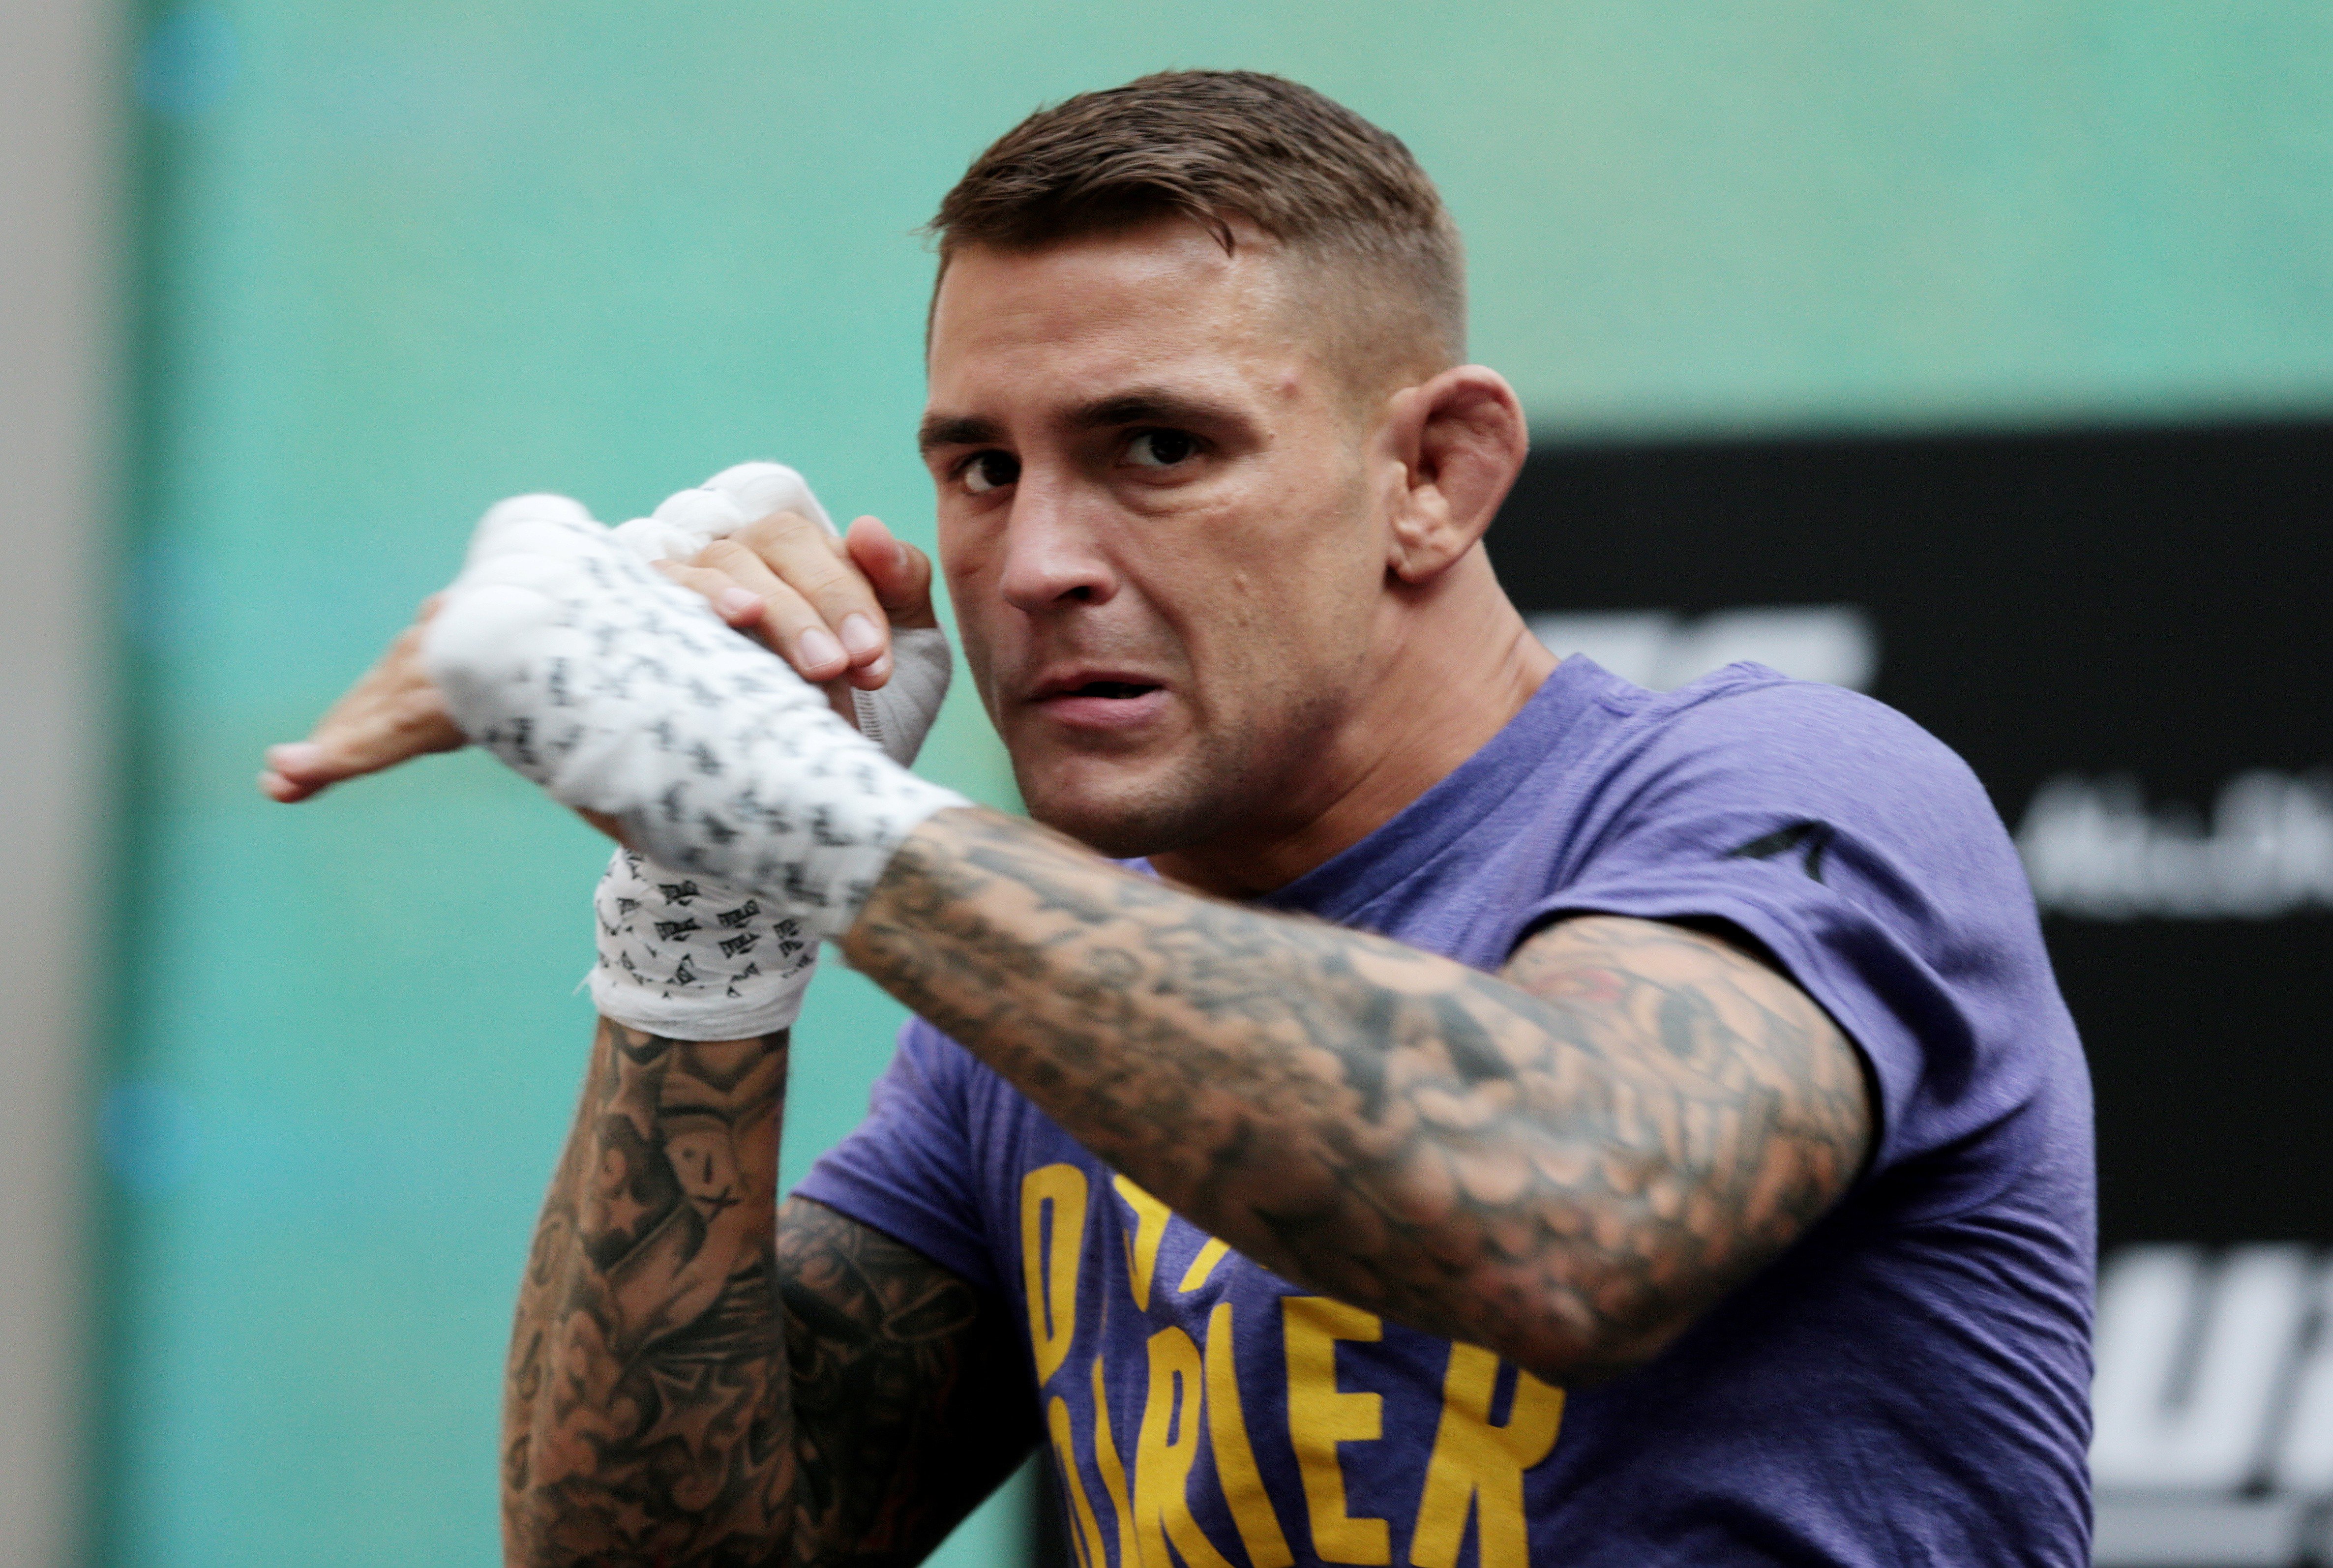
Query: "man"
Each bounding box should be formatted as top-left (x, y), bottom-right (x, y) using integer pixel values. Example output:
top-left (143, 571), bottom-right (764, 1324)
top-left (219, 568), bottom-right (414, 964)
top-left (267, 71), bottom-right (2093, 1567)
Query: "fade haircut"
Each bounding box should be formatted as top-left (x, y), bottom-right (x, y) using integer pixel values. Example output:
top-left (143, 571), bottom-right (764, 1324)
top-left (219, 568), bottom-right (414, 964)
top-left (928, 71), bottom-right (1466, 392)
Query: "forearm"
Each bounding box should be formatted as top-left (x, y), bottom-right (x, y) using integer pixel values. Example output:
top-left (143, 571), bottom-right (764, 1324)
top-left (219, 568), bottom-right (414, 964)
top-left (502, 1018), bottom-right (793, 1566)
top-left (502, 1017), bottom-right (1034, 1568)
top-left (841, 806), bottom-right (1869, 1380)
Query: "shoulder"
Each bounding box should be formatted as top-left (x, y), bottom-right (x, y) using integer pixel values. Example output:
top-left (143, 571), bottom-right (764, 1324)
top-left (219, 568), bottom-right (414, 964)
top-left (1612, 666), bottom-right (2001, 833)
top-left (1557, 666), bottom-right (2044, 952)
top-left (1548, 668), bottom-right (2085, 1200)
top-left (1651, 664), bottom-right (1964, 766)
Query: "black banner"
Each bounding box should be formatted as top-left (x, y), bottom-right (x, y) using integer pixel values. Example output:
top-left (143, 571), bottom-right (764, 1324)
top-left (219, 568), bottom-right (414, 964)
top-left (1489, 420), bottom-right (2333, 1567)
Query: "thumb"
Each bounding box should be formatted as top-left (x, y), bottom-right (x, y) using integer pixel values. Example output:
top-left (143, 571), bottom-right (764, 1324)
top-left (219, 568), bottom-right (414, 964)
top-left (844, 516), bottom-right (939, 631)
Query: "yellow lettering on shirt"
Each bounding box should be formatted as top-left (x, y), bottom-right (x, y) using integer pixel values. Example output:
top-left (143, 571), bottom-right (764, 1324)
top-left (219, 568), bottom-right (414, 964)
top-left (1135, 1326), bottom-right (1237, 1568)
top-left (1047, 1395), bottom-right (1109, 1568)
top-left (1178, 1236), bottom-right (1231, 1293)
top-left (1203, 1302), bottom-right (1295, 1568)
top-left (1020, 1164), bottom-right (1088, 1383)
top-left (1114, 1174), bottom-right (1174, 1310)
top-left (1283, 1296), bottom-right (1392, 1565)
top-left (1092, 1355), bottom-right (1140, 1568)
top-left (1407, 1342), bottom-right (1565, 1568)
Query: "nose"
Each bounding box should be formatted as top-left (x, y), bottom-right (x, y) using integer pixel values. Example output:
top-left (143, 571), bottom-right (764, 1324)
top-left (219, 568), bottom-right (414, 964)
top-left (996, 476), bottom-right (1118, 614)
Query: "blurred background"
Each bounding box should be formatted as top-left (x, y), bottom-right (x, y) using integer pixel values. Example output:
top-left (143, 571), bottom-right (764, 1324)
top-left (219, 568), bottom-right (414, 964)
top-left (3, 2), bottom-right (2329, 1565)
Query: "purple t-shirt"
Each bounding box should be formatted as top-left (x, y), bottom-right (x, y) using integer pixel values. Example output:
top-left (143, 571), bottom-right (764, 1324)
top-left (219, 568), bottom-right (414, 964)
top-left (799, 656), bottom-right (2094, 1566)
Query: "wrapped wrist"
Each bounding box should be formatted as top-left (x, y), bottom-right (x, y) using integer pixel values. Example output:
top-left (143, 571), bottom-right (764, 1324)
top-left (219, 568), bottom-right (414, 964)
top-left (590, 848), bottom-right (816, 1040)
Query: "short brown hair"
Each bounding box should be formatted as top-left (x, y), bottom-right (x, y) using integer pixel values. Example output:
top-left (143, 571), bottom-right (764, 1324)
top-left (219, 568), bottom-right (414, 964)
top-left (929, 71), bottom-right (1465, 381)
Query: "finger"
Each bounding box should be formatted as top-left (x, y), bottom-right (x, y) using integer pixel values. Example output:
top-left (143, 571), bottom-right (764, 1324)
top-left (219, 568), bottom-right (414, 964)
top-left (723, 511), bottom-right (892, 672)
top-left (669, 546), bottom-right (850, 681)
top-left (259, 767), bottom-right (320, 803)
top-left (844, 517), bottom-right (939, 631)
top-left (269, 689), bottom-right (464, 787)
top-left (694, 536), bottom-right (857, 681)
top-left (258, 717), bottom-right (462, 801)
top-left (653, 559), bottom-right (766, 630)
top-left (258, 621), bottom-right (466, 802)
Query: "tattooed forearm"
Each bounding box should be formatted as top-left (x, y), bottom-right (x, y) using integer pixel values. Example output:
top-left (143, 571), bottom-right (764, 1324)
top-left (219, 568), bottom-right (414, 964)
top-left (779, 1198), bottom-right (1038, 1562)
top-left (501, 1020), bottom-right (1030, 1567)
top-left (503, 1020), bottom-right (791, 1566)
top-left (842, 807), bottom-right (1874, 1382)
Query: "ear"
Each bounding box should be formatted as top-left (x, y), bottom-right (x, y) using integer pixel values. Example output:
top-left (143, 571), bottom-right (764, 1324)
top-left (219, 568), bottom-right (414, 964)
top-left (1380, 367), bottom-right (1529, 585)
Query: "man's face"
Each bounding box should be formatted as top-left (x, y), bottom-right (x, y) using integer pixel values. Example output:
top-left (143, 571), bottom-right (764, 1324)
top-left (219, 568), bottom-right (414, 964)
top-left (923, 221), bottom-right (1397, 857)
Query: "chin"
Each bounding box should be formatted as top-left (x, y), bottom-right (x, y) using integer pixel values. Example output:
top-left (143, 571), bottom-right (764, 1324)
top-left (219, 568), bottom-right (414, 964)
top-left (1012, 750), bottom-right (1234, 860)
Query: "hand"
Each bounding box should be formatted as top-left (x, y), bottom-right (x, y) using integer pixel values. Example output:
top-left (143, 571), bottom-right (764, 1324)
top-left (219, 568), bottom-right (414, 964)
top-left (627, 465), bottom-right (950, 769)
top-left (259, 597), bottom-right (465, 802)
top-left (419, 491), bottom-right (966, 939)
top-left (258, 465), bottom-right (952, 807)
top-left (656, 509), bottom-right (939, 692)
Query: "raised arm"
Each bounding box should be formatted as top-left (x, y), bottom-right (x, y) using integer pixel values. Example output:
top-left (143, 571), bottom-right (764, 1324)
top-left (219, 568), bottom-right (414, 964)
top-left (503, 1015), bottom-right (1034, 1567)
top-left (842, 806), bottom-right (1873, 1385)
top-left (275, 487), bottom-right (1868, 1420)
top-left (262, 482), bottom-right (1022, 1565)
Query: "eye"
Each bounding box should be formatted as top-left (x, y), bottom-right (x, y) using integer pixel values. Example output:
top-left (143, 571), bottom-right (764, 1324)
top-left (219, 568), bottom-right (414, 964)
top-left (960, 450), bottom-right (1019, 495)
top-left (1124, 429), bottom-right (1199, 469)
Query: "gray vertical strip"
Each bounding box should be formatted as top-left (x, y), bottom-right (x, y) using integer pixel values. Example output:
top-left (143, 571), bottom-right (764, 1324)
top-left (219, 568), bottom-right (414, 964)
top-left (0, 0), bottom-right (118, 1561)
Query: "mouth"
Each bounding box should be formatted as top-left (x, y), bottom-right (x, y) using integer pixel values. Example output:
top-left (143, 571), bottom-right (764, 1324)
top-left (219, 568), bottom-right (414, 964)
top-left (1028, 672), bottom-right (1170, 731)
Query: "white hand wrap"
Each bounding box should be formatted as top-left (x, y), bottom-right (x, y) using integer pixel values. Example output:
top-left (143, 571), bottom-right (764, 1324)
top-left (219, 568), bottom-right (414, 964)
top-left (580, 465), bottom-right (957, 1037)
top-left (611, 461), bottom-right (952, 768)
top-left (421, 494), bottom-right (968, 942)
top-left (589, 847), bottom-right (816, 1038)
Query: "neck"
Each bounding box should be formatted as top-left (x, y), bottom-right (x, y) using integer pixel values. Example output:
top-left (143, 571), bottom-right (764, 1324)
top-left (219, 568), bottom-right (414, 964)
top-left (1152, 549), bottom-right (1557, 899)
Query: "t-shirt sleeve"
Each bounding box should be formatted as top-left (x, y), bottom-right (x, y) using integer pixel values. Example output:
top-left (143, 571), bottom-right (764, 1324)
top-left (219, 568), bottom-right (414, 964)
top-left (1512, 678), bottom-right (2060, 1187)
top-left (791, 1017), bottom-right (1005, 1297)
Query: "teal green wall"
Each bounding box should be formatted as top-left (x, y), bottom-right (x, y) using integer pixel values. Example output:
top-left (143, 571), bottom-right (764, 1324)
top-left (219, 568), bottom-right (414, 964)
top-left (110, 3), bottom-right (2333, 1564)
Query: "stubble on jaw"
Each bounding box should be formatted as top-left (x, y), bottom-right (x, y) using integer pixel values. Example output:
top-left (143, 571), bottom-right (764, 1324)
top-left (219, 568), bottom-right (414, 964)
top-left (1006, 721), bottom-right (1255, 861)
top-left (1007, 676), bottom-right (1354, 869)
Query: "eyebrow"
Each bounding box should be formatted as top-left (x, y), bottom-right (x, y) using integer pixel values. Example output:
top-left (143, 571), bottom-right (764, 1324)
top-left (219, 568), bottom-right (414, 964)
top-left (917, 386), bottom-right (1245, 455)
top-left (918, 413), bottom-right (1004, 455)
top-left (1065, 387), bottom-right (1240, 432)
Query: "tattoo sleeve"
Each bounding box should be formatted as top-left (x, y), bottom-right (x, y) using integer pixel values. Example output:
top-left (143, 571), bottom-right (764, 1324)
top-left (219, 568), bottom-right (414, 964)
top-left (842, 806), bottom-right (1874, 1383)
top-left (501, 1019), bottom-right (1033, 1567)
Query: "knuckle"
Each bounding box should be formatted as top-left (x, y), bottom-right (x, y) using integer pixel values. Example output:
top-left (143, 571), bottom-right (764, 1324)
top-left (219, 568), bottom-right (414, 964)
top-left (798, 561), bottom-right (862, 600)
top-left (743, 509), bottom-right (818, 542)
